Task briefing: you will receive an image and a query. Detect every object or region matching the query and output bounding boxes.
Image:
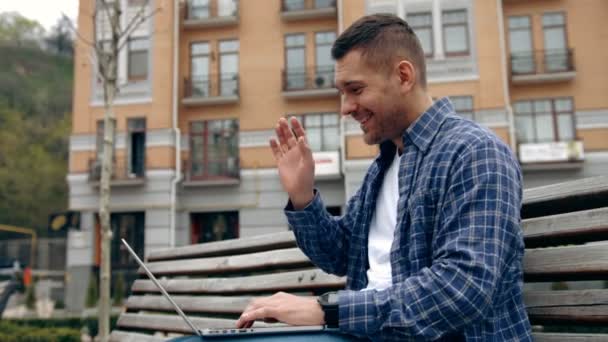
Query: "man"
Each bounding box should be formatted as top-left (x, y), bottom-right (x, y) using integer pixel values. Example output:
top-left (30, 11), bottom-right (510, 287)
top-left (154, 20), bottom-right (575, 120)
top-left (236, 14), bottom-right (533, 341)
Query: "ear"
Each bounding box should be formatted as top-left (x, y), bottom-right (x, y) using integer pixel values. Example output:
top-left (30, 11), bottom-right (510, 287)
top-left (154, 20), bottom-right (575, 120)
top-left (396, 60), bottom-right (416, 93)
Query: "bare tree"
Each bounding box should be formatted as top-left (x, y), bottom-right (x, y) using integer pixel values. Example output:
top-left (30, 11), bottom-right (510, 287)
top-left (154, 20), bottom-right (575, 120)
top-left (69, 1), bottom-right (160, 340)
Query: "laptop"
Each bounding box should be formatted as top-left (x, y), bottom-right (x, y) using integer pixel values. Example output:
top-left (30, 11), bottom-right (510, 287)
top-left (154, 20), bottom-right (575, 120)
top-left (121, 239), bottom-right (334, 338)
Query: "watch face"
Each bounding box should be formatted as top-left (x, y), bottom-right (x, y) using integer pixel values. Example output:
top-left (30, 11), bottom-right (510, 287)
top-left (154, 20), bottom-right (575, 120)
top-left (322, 292), bottom-right (338, 305)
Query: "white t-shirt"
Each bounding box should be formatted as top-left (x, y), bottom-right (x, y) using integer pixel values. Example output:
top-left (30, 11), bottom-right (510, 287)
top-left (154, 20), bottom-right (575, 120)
top-left (364, 151), bottom-right (400, 291)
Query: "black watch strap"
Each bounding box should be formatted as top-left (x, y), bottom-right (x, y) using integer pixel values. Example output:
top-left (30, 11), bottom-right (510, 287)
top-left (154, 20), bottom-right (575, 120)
top-left (318, 291), bottom-right (339, 328)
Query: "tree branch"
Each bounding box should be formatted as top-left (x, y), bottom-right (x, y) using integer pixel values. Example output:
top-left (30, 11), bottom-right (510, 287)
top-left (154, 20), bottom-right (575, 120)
top-left (117, 3), bottom-right (162, 52)
top-left (61, 13), bottom-right (95, 49)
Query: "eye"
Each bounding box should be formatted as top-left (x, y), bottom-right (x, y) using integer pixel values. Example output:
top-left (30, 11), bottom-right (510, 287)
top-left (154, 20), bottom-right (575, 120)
top-left (350, 87), bottom-right (363, 95)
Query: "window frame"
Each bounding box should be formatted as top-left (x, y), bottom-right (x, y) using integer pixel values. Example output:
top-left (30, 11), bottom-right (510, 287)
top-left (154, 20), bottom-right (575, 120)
top-left (441, 9), bottom-right (470, 57)
top-left (293, 113), bottom-right (340, 152)
top-left (407, 11), bottom-right (434, 58)
top-left (542, 11), bottom-right (570, 73)
top-left (284, 33), bottom-right (307, 90)
top-left (189, 119), bottom-right (239, 180)
top-left (127, 37), bottom-right (149, 81)
top-left (514, 97), bottom-right (576, 144)
top-left (190, 41), bottom-right (210, 97)
top-left (219, 39), bottom-right (240, 96)
top-left (451, 95), bottom-right (475, 121)
top-left (507, 15), bottom-right (535, 75)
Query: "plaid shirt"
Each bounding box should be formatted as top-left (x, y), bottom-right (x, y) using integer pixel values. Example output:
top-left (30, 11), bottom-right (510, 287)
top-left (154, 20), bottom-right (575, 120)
top-left (286, 98), bottom-right (533, 341)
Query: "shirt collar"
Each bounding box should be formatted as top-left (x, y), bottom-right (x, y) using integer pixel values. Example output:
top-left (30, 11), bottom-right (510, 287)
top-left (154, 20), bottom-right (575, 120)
top-left (379, 97), bottom-right (454, 158)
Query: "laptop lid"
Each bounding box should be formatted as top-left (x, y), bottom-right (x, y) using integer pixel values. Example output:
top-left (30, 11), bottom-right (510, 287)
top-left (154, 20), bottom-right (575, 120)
top-left (121, 238), bottom-right (203, 337)
top-left (121, 239), bottom-right (328, 338)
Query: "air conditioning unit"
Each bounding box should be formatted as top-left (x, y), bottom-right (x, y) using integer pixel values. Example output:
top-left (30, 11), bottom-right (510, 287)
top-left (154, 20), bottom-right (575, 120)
top-left (314, 73), bottom-right (333, 89)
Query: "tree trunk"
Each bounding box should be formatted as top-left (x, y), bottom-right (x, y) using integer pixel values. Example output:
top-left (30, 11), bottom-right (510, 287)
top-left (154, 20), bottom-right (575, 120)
top-left (98, 43), bottom-right (118, 342)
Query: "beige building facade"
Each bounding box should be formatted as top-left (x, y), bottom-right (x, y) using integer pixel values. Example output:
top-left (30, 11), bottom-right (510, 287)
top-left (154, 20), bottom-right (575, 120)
top-left (64, 0), bottom-right (608, 311)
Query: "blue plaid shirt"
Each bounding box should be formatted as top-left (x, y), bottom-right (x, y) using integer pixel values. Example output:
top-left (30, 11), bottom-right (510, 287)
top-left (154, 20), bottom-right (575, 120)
top-left (286, 98), bottom-right (533, 341)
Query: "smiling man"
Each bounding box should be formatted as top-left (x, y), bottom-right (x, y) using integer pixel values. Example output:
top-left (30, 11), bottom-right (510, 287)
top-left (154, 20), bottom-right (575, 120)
top-left (236, 14), bottom-right (533, 341)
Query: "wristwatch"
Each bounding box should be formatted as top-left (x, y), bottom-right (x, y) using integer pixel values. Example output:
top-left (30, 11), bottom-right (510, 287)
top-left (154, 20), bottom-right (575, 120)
top-left (317, 291), bottom-right (339, 328)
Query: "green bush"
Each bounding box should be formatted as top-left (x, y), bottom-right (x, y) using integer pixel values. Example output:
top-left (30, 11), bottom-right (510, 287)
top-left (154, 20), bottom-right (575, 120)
top-left (0, 321), bottom-right (80, 342)
top-left (7, 316), bottom-right (119, 336)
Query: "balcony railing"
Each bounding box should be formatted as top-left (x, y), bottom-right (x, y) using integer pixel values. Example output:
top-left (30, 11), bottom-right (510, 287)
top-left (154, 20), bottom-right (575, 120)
top-left (510, 49), bottom-right (576, 84)
top-left (183, 73), bottom-right (239, 106)
top-left (281, 0), bottom-right (337, 21)
top-left (182, 156), bottom-right (240, 186)
top-left (282, 66), bottom-right (338, 99)
top-left (88, 157), bottom-right (145, 186)
top-left (184, 0), bottom-right (239, 28)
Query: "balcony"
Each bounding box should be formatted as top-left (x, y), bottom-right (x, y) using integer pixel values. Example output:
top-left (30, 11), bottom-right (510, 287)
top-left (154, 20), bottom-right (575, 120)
top-left (282, 66), bottom-right (338, 100)
top-left (88, 157), bottom-right (146, 187)
top-left (182, 157), bottom-right (240, 187)
top-left (518, 140), bottom-right (585, 171)
top-left (183, 0), bottom-right (239, 29)
top-left (182, 73), bottom-right (240, 106)
top-left (510, 49), bottom-right (576, 85)
top-left (281, 0), bottom-right (337, 21)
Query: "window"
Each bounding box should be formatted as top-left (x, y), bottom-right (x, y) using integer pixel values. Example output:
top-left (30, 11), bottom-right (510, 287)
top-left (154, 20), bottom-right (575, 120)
top-left (452, 96), bottom-right (474, 121)
top-left (110, 212), bottom-right (145, 269)
top-left (285, 34), bottom-right (306, 90)
top-left (190, 120), bottom-right (239, 179)
top-left (127, 37), bottom-right (149, 81)
top-left (283, 0), bottom-right (305, 11)
top-left (294, 113), bottom-right (340, 152)
top-left (442, 9), bottom-right (469, 56)
top-left (218, 0), bottom-right (238, 17)
top-left (514, 98), bottom-right (575, 144)
top-left (188, 0), bottom-right (210, 19)
top-left (219, 40), bottom-right (239, 96)
top-left (190, 42), bottom-right (210, 97)
top-left (315, 0), bottom-right (334, 9)
top-left (407, 12), bottom-right (433, 57)
top-left (190, 211), bottom-right (239, 244)
top-left (508, 16), bottom-right (534, 74)
top-left (543, 12), bottom-right (568, 72)
top-left (127, 118), bottom-right (146, 177)
top-left (314, 31), bottom-right (336, 88)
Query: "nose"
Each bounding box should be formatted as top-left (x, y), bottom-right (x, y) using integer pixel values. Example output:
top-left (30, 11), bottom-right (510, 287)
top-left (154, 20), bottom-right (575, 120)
top-left (341, 94), bottom-right (357, 117)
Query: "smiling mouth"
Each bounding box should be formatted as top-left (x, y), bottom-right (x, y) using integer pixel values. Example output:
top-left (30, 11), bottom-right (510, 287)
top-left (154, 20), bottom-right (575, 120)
top-left (357, 112), bottom-right (373, 130)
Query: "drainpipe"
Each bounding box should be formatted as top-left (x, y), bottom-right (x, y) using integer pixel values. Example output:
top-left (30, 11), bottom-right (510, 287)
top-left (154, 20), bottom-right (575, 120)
top-left (497, 0), bottom-right (517, 152)
top-left (170, 0), bottom-right (182, 248)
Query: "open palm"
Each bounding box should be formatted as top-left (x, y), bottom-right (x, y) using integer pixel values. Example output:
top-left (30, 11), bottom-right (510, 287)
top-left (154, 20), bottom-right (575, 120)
top-left (270, 117), bottom-right (315, 210)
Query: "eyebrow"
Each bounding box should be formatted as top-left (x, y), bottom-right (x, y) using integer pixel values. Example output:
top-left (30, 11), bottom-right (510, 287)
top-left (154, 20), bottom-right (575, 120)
top-left (336, 80), bottom-right (364, 91)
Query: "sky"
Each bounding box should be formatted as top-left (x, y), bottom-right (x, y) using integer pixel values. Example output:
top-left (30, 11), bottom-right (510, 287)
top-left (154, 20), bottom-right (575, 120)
top-left (0, 0), bottom-right (79, 32)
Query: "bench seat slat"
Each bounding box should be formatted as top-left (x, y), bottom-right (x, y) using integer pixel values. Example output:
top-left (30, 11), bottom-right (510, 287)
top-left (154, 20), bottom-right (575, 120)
top-left (523, 207), bottom-right (608, 247)
top-left (142, 248), bottom-right (310, 276)
top-left (524, 243), bottom-right (608, 281)
top-left (525, 289), bottom-right (608, 325)
top-left (132, 269), bottom-right (345, 294)
top-left (148, 231), bottom-right (297, 262)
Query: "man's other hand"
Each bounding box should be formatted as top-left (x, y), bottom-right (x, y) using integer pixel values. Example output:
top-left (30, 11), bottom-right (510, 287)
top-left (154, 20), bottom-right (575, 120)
top-left (235, 292), bottom-right (324, 328)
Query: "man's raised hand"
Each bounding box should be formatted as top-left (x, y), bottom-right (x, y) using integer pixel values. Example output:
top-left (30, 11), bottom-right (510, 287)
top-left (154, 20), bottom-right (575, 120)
top-left (269, 117), bottom-right (315, 210)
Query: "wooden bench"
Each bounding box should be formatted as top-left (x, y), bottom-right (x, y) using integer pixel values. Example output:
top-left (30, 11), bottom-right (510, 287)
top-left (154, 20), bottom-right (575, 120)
top-left (110, 176), bottom-right (608, 341)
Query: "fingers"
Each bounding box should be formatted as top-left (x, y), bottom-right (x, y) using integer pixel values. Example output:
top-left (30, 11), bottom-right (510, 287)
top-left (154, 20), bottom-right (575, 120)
top-left (276, 118), bottom-right (297, 149)
top-left (269, 138), bottom-right (282, 161)
top-left (290, 117), bottom-right (307, 143)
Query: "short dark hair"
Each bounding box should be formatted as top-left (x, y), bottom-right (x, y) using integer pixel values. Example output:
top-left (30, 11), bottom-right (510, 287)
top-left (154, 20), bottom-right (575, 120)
top-left (332, 14), bottom-right (427, 88)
